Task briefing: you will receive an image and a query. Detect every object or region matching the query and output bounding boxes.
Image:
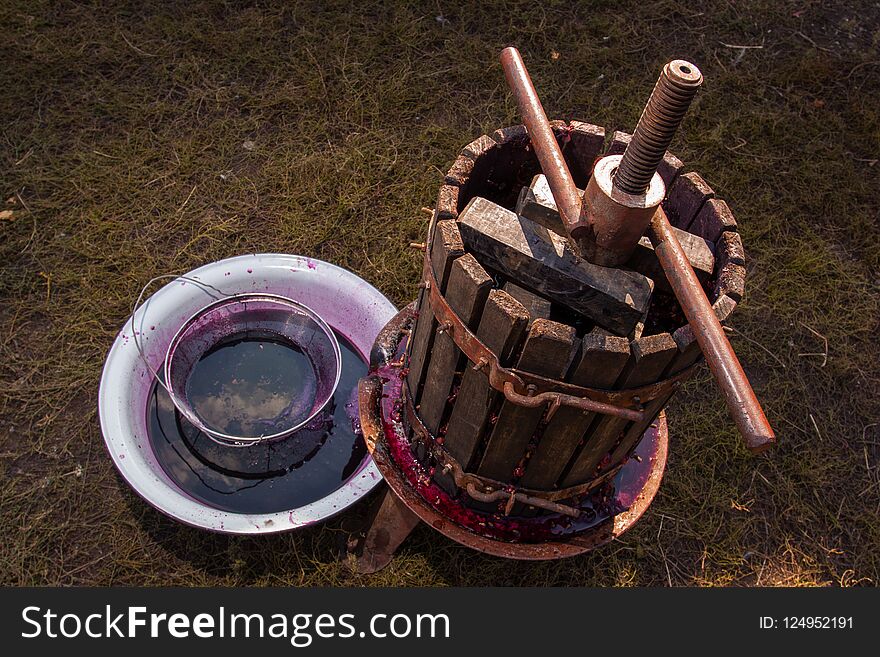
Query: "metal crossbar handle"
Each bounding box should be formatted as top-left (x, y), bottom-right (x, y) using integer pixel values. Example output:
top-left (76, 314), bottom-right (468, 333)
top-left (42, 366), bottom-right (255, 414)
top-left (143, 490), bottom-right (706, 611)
top-left (499, 45), bottom-right (775, 455)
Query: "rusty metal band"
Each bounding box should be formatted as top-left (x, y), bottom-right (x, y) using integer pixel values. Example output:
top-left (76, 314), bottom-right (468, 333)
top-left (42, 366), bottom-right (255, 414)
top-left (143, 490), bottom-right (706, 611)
top-left (403, 383), bottom-right (622, 517)
top-left (419, 255), bottom-right (695, 416)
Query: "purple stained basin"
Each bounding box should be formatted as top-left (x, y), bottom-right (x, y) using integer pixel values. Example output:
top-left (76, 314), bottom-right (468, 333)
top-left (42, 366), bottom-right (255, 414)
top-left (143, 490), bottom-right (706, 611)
top-left (98, 254), bottom-right (396, 534)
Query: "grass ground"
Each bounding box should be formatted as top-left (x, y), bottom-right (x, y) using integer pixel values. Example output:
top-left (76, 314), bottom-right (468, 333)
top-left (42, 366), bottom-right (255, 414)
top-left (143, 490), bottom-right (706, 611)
top-left (1, 0), bottom-right (878, 586)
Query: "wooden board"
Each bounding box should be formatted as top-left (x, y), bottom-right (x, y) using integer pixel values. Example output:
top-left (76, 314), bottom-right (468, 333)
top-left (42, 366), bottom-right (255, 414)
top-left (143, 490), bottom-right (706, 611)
top-left (627, 232), bottom-right (715, 294)
top-left (444, 153), bottom-right (475, 187)
top-left (713, 230), bottom-right (746, 302)
top-left (443, 290), bottom-right (530, 470)
top-left (663, 172), bottom-right (715, 229)
top-left (491, 124), bottom-right (529, 145)
top-left (564, 121), bottom-right (605, 186)
top-left (714, 262), bottom-right (746, 303)
top-left (477, 319), bottom-right (576, 482)
top-left (716, 230), bottom-right (745, 267)
top-left (435, 184), bottom-right (460, 220)
top-left (406, 220), bottom-right (464, 401)
top-left (689, 198), bottom-right (737, 243)
top-left (461, 134), bottom-right (497, 160)
top-left (503, 281), bottom-right (551, 328)
top-left (518, 329), bottom-right (631, 490)
top-left (561, 332), bottom-right (678, 486)
top-left (419, 254), bottom-right (493, 436)
top-left (458, 196), bottom-right (653, 336)
top-left (517, 174), bottom-right (714, 293)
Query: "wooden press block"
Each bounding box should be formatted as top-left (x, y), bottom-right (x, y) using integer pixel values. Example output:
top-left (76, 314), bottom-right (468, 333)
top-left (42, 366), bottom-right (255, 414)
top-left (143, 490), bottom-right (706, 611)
top-left (477, 318), bottom-right (576, 482)
top-left (606, 130), bottom-right (684, 186)
top-left (689, 198), bottom-right (737, 243)
top-left (458, 196), bottom-right (653, 336)
top-left (503, 281), bottom-right (551, 327)
top-left (627, 233), bottom-right (714, 294)
top-left (663, 172), bottom-right (715, 229)
top-left (444, 290), bottom-right (530, 470)
top-left (515, 174), bottom-right (568, 235)
top-left (517, 174), bottom-right (714, 292)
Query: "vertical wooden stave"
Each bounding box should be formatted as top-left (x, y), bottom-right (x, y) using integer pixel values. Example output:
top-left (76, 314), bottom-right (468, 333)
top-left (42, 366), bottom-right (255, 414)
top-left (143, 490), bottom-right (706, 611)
top-left (518, 330), bottom-right (630, 490)
top-left (476, 318), bottom-right (575, 482)
top-left (443, 290), bottom-right (530, 471)
top-left (561, 333), bottom-right (679, 486)
top-left (419, 254), bottom-right (493, 436)
top-left (406, 220), bottom-right (464, 402)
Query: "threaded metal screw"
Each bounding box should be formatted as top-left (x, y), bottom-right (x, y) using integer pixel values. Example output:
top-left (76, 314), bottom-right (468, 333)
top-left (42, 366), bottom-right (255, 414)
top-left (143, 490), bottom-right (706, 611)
top-left (614, 59), bottom-right (703, 196)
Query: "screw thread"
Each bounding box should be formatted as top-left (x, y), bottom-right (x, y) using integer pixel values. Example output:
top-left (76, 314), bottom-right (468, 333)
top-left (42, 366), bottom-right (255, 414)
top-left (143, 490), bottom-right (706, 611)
top-left (614, 60), bottom-right (703, 196)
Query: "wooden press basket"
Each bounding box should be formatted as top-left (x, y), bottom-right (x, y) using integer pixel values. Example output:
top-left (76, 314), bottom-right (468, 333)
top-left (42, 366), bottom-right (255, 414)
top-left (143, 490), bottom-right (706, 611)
top-left (404, 120), bottom-right (746, 519)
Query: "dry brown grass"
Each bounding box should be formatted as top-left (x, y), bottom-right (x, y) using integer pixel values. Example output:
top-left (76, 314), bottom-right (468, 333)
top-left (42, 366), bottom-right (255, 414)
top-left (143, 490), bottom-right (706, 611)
top-left (1, 0), bottom-right (878, 586)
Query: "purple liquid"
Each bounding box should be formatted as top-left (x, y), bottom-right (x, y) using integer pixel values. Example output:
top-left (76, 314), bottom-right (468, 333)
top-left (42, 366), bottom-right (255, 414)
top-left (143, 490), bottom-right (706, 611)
top-left (146, 332), bottom-right (368, 514)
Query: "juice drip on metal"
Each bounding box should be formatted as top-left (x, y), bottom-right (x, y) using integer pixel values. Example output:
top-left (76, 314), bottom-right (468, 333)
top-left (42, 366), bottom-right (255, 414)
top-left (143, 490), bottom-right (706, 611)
top-left (147, 332), bottom-right (368, 514)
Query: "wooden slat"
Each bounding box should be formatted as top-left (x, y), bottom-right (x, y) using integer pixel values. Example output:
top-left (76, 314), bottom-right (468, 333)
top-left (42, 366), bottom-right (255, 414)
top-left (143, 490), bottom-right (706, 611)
top-left (715, 262), bottom-right (746, 303)
top-left (565, 121), bottom-right (606, 186)
top-left (717, 230), bottom-right (745, 267)
top-left (461, 134), bottom-right (497, 160)
top-left (458, 197), bottom-right (653, 336)
top-left (713, 229), bottom-right (746, 302)
top-left (612, 295), bottom-right (738, 464)
top-left (477, 319), bottom-right (576, 482)
top-left (419, 254), bottom-right (493, 436)
top-left (607, 130), bottom-right (684, 186)
top-left (406, 220), bottom-right (464, 401)
top-left (669, 293), bottom-right (738, 374)
top-left (444, 153), bottom-right (475, 187)
top-left (491, 124), bottom-right (529, 145)
top-left (443, 290), bottom-right (530, 470)
top-left (663, 172), bottom-right (715, 229)
top-left (435, 184), bottom-right (460, 220)
top-left (503, 281), bottom-right (551, 328)
top-left (561, 332), bottom-right (678, 486)
top-left (519, 329), bottom-right (630, 490)
top-left (689, 198), bottom-right (737, 243)
top-left (627, 232), bottom-right (715, 294)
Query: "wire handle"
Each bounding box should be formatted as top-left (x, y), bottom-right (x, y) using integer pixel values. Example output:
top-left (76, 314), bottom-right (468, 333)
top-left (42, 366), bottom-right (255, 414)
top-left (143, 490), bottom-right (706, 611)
top-left (129, 274), bottom-right (230, 396)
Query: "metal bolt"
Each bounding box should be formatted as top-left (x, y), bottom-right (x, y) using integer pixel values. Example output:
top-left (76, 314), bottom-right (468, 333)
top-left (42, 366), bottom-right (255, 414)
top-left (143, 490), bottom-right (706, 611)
top-left (614, 60), bottom-right (703, 196)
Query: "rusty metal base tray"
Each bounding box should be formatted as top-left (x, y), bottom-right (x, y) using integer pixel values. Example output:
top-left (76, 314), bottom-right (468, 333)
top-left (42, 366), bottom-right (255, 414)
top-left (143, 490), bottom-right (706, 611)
top-left (359, 304), bottom-right (669, 560)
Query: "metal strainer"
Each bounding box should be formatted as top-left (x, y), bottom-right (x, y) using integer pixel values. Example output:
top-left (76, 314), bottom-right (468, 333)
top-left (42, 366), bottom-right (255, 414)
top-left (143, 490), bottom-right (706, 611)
top-left (133, 279), bottom-right (341, 447)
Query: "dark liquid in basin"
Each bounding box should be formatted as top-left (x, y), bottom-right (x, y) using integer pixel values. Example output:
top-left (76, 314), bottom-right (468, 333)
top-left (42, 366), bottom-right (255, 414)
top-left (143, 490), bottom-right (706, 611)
top-left (147, 331), bottom-right (368, 514)
top-left (185, 334), bottom-right (318, 438)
